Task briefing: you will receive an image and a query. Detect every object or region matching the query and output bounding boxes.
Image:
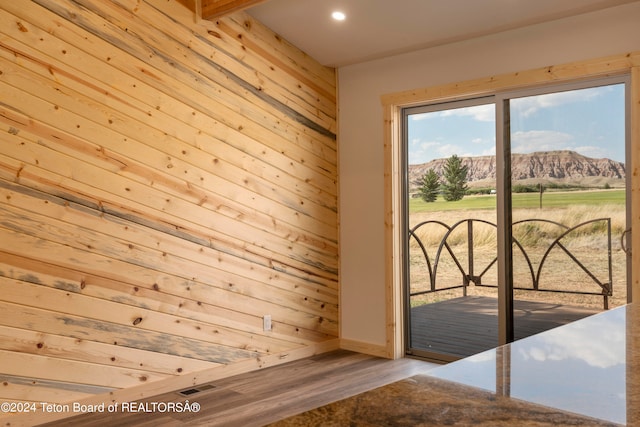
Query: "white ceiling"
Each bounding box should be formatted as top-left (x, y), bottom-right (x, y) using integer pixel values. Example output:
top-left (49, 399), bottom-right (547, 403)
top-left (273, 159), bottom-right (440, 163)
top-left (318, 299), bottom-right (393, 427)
top-left (247, 0), bottom-right (640, 67)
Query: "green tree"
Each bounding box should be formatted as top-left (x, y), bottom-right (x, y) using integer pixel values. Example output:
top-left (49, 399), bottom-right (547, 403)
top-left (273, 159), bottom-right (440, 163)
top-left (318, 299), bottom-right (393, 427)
top-left (418, 169), bottom-right (440, 202)
top-left (442, 154), bottom-right (468, 201)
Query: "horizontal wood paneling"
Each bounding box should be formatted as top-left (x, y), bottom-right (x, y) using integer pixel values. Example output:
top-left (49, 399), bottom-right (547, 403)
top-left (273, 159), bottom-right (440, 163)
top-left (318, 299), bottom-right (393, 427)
top-left (0, 0), bottom-right (337, 423)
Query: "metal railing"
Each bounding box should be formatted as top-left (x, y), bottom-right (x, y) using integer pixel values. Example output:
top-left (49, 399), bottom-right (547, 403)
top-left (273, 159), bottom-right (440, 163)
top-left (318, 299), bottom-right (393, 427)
top-left (408, 218), bottom-right (613, 309)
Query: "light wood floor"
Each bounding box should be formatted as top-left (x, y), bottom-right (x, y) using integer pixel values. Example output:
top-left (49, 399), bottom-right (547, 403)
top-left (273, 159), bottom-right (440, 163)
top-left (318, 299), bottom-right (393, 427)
top-left (41, 297), bottom-right (600, 426)
top-left (42, 350), bottom-right (440, 426)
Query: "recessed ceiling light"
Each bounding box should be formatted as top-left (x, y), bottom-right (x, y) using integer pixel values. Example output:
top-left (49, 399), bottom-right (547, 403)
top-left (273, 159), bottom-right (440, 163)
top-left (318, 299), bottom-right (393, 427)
top-left (331, 11), bottom-right (346, 21)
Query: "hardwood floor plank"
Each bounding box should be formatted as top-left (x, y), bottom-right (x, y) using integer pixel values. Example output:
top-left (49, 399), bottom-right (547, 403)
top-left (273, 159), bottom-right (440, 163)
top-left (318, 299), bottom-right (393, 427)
top-left (42, 350), bottom-right (439, 426)
top-left (184, 357), bottom-right (431, 426)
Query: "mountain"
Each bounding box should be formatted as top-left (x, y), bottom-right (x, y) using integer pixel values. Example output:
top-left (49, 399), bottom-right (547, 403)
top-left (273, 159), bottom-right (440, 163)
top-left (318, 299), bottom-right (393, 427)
top-left (408, 150), bottom-right (625, 191)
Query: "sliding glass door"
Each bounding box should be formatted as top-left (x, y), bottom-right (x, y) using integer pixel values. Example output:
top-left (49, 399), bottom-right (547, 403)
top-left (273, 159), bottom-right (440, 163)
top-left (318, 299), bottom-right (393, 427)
top-left (404, 77), bottom-right (630, 362)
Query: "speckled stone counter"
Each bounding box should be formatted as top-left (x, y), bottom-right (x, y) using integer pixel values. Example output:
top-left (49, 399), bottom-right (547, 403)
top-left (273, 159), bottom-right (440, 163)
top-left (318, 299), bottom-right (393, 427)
top-left (271, 304), bottom-right (637, 426)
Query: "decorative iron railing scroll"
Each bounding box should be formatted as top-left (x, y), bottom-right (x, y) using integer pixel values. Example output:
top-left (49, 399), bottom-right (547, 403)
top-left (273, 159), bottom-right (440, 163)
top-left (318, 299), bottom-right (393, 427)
top-left (408, 218), bottom-right (613, 309)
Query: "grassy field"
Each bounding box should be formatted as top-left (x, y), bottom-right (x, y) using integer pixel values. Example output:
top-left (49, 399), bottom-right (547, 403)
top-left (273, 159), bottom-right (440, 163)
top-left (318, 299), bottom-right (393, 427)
top-left (409, 189), bottom-right (625, 213)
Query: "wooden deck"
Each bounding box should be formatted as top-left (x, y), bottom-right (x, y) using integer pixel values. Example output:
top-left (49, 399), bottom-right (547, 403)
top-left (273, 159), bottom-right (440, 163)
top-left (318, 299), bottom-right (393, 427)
top-left (409, 296), bottom-right (601, 360)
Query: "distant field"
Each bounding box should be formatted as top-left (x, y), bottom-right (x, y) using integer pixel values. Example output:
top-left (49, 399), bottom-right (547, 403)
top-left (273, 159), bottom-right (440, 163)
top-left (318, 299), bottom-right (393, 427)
top-left (409, 189), bottom-right (625, 213)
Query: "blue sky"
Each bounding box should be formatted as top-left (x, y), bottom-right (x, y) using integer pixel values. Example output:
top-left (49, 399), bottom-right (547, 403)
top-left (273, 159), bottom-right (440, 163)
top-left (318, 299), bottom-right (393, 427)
top-left (407, 84), bottom-right (626, 165)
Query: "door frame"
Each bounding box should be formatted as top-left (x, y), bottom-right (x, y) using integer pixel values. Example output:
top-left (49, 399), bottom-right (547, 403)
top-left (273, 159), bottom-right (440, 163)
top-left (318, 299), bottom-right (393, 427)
top-left (382, 52), bottom-right (640, 359)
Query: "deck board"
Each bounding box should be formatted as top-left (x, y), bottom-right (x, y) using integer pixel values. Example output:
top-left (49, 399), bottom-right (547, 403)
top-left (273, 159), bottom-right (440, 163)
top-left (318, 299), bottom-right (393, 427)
top-left (410, 296), bottom-right (601, 360)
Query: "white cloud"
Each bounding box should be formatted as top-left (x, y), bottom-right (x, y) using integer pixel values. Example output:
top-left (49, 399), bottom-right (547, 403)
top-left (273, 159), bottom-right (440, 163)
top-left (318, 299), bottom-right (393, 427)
top-left (410, 113), bottom-right (430, 121)
top-left (480, 146), bottom-right (496, 156)
top-left (410, 104), bottom-right (495, 122)
top-left (439, 104), bottom-right (495, 122)
top-left (466, 351), bottom-right (495, 363)
top-left (408, 139), bottom-right (442, 164)
top-left (511, 130), bottom-right (574, 153)
top-left (436, 143), bottom-right (457, 156)
top-left (511, 86), bottom-right (611, 118)
top-left (437, 143), bottom-right (474, 158)
top-left (409, 135), bottom-right (497, 164)
top-left (572, 145), bottom-right (610, 159)
top-left (517, 319), bottom-right (624, 369)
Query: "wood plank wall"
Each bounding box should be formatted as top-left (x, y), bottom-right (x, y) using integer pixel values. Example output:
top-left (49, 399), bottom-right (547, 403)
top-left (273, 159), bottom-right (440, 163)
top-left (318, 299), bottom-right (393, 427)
top-left (0, 0), bottom-right (337, 419)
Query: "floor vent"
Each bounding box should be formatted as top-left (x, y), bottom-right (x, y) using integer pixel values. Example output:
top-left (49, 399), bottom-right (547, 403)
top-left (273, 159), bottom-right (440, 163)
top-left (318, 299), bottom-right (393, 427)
top-left (178, 384), bottom-right (216, 396)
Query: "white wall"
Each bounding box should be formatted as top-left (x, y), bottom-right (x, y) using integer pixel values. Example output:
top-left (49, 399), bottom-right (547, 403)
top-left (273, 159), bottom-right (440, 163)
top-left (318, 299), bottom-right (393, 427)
top-left (339, 2), bottom-right (640, 348)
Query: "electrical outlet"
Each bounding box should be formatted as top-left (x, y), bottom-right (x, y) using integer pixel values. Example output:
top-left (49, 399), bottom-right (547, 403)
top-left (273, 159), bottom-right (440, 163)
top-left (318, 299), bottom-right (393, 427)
top-left (263, 314), bottom-right (272, 331)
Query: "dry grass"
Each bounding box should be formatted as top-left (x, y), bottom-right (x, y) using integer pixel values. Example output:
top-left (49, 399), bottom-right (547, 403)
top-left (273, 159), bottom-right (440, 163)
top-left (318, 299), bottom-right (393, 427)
top-left (408, 204), bottom-right (627, 309)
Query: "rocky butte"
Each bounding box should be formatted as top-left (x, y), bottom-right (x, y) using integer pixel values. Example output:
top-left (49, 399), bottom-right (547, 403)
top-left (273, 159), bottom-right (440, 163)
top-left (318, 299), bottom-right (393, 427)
top-left (408, 150), bottom-right (625, 192)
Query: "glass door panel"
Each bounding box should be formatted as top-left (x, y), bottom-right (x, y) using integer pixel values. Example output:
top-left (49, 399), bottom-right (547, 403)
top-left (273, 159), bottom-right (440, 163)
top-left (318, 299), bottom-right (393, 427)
top-left (508, 83), bottom-right (628, 340)
top-left (404, 100), bottom-right (498, 361)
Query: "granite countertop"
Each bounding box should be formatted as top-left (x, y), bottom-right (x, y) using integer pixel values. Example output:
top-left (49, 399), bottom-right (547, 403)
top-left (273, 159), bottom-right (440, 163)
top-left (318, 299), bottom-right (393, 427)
top-left (271, 304), bottom-right (636, 426)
